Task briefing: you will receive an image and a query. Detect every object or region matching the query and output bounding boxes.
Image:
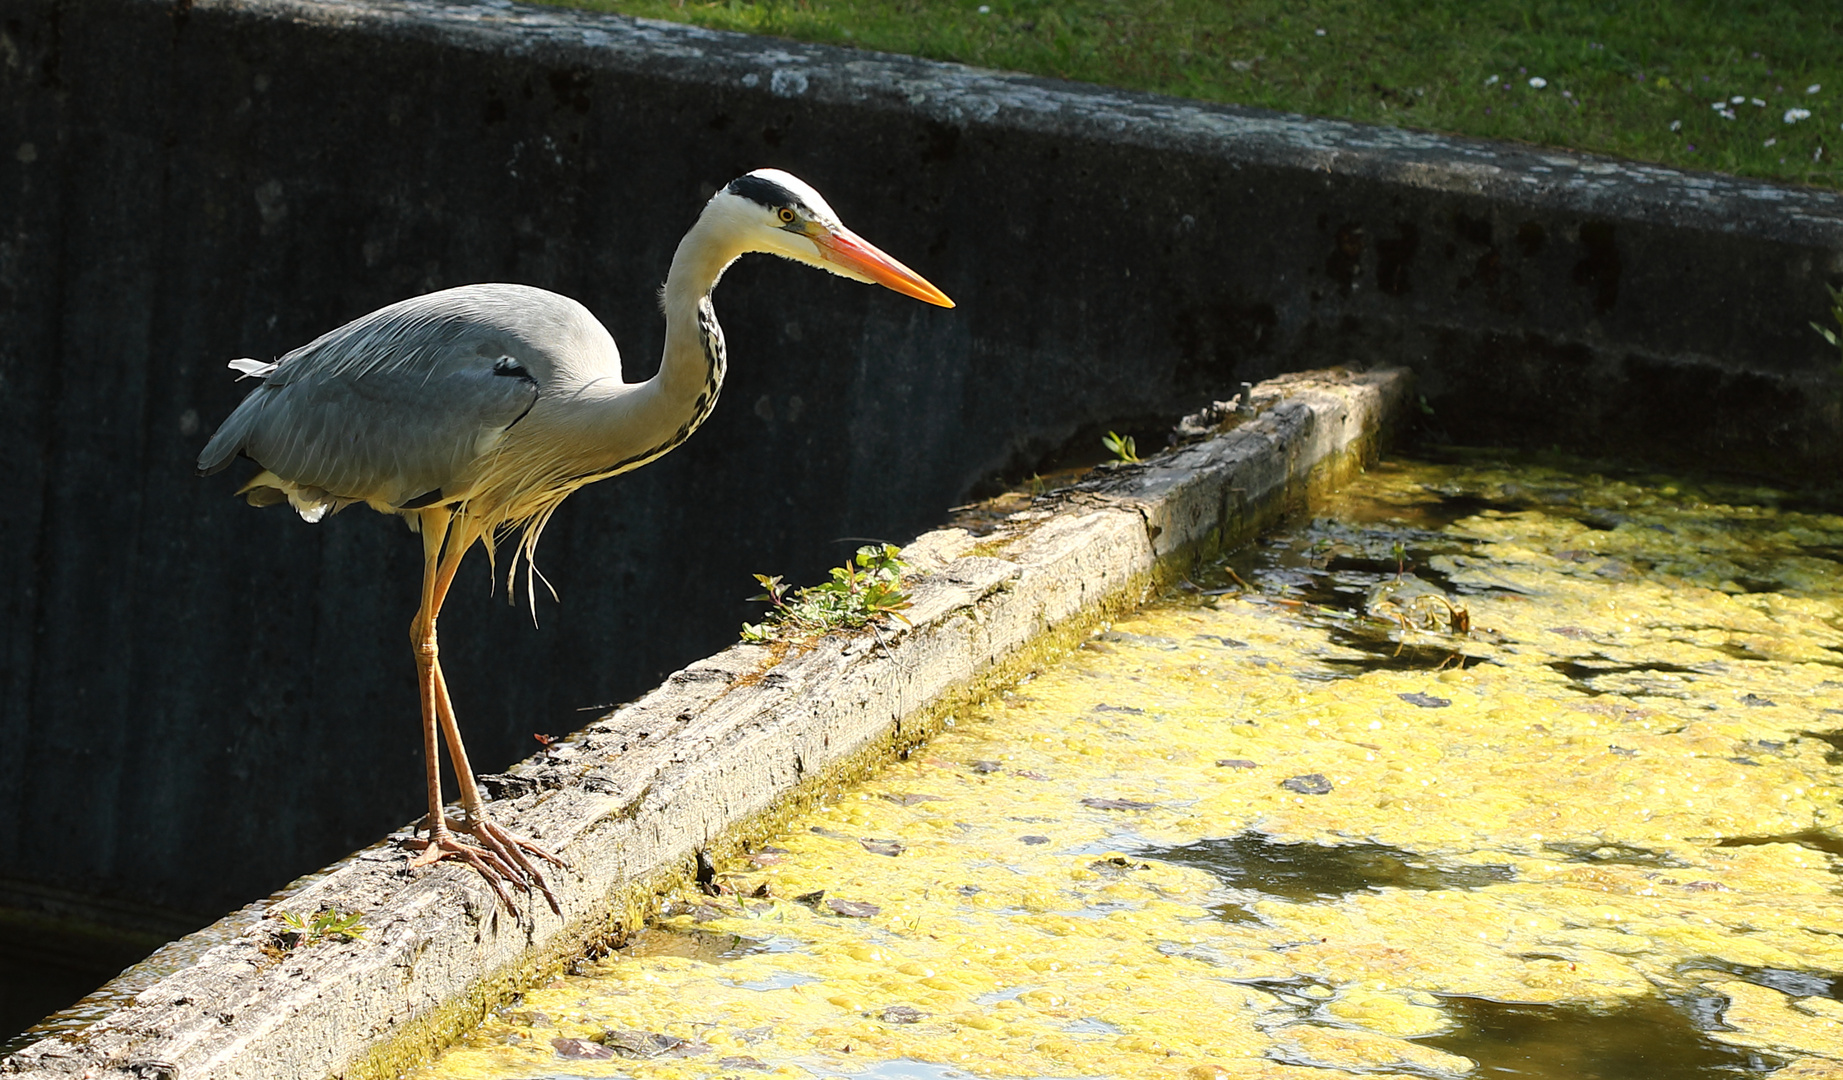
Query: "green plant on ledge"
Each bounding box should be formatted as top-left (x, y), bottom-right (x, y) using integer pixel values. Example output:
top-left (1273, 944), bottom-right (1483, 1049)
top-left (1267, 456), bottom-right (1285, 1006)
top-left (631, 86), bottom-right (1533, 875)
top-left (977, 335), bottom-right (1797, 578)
top-left (741, 544), bottom-right (913, 644)
top-left (1811, 283), bottom-right (1843, 377)
top-left (277, 906), bottom-right (368, 949)
top-left (1102, 430), bottom-right (1140, 463)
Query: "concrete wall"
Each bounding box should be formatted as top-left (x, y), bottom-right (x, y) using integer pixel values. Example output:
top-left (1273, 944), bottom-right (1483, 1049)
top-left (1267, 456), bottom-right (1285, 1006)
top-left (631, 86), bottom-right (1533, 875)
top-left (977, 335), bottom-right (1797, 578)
top-left (2, 0), bottom-right (1840, 918)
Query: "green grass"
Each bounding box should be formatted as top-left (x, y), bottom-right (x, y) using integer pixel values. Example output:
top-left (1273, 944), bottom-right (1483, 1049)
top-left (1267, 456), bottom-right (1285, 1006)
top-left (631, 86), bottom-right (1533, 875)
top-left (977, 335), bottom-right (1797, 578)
top-left (543, 0), bottom-right (1843, 189)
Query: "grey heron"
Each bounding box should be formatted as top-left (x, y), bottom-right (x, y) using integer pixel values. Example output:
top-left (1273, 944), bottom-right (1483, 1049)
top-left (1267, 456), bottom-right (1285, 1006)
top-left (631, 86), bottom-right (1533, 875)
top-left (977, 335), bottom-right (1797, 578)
top-left (198, 170), bottom-right (954, 911)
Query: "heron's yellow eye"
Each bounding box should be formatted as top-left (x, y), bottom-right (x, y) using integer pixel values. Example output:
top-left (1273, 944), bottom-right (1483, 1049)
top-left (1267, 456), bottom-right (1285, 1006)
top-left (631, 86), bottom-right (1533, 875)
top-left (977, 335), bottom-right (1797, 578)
top-left (777, 208), bottom-right (796, 225)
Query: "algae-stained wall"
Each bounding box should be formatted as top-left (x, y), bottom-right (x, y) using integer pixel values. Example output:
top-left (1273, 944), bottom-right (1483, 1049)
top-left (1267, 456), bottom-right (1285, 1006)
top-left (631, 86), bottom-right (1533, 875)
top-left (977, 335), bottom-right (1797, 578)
top-left (1, 0), bottom-right (1840, 916)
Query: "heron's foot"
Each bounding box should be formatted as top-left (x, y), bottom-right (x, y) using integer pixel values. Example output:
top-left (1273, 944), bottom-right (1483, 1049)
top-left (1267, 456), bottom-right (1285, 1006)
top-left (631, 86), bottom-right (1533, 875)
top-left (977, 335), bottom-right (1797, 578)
top-left (405, 815), bottom-right (567, 916)
top-left (464, 813), bottom-right (569, 916)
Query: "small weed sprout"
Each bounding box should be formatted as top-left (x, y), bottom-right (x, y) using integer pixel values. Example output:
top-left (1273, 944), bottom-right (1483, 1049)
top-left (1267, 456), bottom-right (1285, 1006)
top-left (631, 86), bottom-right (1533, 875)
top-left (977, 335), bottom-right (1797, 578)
top-left (1102, 430), bottom-right (1140, 463)
top-left (276, 907), bottom-right (368, 950)
top-left (741, 544), bottom-right (914, 643)
top-left (1811, 283), bottom-right (1843, 375)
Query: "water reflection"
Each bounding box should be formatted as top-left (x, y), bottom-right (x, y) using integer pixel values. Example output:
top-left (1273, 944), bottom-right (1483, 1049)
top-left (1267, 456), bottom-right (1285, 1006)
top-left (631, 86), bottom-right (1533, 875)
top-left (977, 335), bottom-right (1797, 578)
top-left (1418, 995), bottom-right (1781, 1079)
top-left (1147, 833), bottom-right (1513, 902)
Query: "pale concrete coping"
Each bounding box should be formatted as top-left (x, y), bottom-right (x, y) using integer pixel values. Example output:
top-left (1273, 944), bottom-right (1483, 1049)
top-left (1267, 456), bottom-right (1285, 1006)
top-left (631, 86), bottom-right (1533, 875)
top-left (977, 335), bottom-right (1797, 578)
top-left (1, 367), bottom-right (1412, 1080)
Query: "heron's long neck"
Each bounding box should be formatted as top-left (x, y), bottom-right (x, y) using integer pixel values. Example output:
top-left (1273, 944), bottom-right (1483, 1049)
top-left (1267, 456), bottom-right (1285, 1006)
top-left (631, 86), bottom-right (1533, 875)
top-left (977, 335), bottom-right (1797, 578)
top-left (531, 213), bottom-right (744, 484)
top-left (653, 216), bottom-right (746, 435)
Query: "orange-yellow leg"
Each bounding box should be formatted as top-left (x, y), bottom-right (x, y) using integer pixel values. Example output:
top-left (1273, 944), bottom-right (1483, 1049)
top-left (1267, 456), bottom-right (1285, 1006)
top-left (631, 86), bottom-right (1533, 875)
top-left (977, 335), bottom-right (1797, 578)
top-left (403, 509), bottom-right (568, 914)
top-left (429, 658), bottom-right (566, 913)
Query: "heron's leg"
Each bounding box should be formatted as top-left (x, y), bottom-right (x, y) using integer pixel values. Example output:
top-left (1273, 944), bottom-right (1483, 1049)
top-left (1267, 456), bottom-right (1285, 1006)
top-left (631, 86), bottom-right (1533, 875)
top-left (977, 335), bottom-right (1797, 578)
top-left (410, 508), bottom-right (452, 844)
top-left (423, 522), bottom-right (567, 910)
top-left (402, 510), bottom-right (524, 912)
top-left (409, 515), bottom-right (565, 915)
top-left (422, 517), bottom-right (483, 822)
top-left (428, 662), bottom-right (566, 915)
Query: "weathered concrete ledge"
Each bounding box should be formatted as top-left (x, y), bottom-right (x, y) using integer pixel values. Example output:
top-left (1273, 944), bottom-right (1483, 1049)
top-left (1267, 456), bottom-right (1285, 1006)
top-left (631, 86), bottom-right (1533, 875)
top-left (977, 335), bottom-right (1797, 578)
top-left (0, 367), bottom-right (1410, 1080)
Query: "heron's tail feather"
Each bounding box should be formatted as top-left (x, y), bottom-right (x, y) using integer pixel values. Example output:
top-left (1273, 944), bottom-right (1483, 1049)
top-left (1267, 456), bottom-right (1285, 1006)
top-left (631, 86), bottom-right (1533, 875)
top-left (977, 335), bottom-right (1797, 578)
top-left (197, 374), bottom-right (276, 475)
top-left (198, 413), bottom-right (254, 476)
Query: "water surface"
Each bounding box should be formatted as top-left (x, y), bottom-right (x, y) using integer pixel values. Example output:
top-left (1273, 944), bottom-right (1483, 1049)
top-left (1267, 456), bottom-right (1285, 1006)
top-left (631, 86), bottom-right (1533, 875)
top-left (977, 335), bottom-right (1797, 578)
top-left (416, 452), bottom-right (1843, 1079)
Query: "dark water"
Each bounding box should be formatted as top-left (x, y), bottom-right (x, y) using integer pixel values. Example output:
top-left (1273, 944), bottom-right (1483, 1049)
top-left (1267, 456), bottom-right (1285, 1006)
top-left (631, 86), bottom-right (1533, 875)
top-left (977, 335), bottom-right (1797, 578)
top-left (0, 846), bottom-right (374, 1056)
top-left (611, 925), bottom-right (778, 964)
top-left (1716, 830), bottom-right (1843, 857)
top-left (1419, 995), bottom-right (1781, 1078)
top-left (1139, 832), bottom-right (1805, 1078)
top-left (0, 951), bottom-right (129, 1059)
top-left (1145, 833), bottom-right (1513, 903)
top-left (0, 893), bottom-right (199, 1056)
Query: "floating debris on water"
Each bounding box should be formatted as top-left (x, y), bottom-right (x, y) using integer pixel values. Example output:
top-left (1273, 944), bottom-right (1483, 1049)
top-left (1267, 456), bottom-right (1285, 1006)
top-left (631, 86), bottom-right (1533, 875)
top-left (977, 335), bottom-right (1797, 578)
top-left (415, 452), bottom-right (1843, 1080)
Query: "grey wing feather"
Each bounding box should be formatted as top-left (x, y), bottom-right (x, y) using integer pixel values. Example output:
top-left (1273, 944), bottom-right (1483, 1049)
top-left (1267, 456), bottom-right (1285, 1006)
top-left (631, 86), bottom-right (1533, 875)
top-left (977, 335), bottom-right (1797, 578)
top-left (197, 286), bottom-right (566, 507)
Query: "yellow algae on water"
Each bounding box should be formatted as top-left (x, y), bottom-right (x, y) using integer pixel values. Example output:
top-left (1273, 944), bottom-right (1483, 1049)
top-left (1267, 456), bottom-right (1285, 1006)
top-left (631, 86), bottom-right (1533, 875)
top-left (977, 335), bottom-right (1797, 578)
top-left (415, 453), bottom-right (1843, 1080)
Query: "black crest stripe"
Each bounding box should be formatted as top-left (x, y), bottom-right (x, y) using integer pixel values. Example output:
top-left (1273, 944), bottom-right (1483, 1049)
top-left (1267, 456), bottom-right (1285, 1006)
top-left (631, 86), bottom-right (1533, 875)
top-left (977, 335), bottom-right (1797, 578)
top-left (727, 174), bottom-right (802, 211)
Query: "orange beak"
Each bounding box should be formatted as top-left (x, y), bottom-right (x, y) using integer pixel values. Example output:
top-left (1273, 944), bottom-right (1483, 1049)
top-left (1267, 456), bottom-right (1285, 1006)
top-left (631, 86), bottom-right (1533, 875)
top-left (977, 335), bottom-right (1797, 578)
top-left (813, 227), bottom-right (955, 309)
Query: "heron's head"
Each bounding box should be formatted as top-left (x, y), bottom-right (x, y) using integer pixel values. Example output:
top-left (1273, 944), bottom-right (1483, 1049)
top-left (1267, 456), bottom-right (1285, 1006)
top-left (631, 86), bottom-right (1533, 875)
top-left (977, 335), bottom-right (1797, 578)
top-left (709, 168), bottom-right (954, 308)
